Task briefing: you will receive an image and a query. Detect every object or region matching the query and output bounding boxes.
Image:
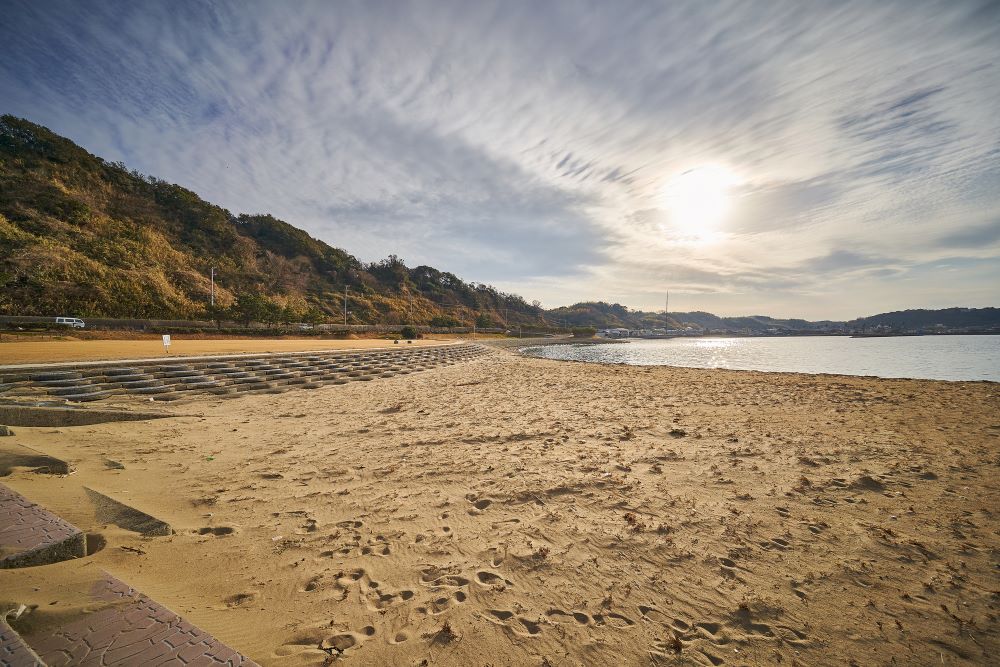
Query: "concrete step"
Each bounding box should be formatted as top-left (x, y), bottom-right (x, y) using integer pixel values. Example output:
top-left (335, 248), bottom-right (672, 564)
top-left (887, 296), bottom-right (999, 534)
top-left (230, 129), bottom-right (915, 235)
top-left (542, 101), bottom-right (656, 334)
top-left (128, 385), bottom-right (175, 395)
top-left (63, 389), bottom-right (123, 402)
top-left (48, 383), bottom-right (98, 396)
top-left (30, 371), bottom-right (82, 382)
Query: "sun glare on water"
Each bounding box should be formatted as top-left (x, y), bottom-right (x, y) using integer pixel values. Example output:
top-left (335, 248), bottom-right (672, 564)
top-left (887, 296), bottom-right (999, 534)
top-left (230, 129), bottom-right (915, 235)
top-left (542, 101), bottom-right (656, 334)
top-left (663, 165), bottom-right (739, 241)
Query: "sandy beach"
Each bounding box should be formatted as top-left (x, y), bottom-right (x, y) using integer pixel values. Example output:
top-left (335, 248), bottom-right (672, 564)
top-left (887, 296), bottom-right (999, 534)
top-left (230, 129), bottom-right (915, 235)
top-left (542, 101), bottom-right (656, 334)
top-left (1, 345), bottom-right (997, 666)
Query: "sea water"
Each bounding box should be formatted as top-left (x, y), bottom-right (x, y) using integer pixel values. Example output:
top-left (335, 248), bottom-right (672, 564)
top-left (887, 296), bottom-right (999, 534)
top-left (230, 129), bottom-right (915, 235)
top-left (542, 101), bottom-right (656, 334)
top-left (522, 335), bottom-right (1000, 382)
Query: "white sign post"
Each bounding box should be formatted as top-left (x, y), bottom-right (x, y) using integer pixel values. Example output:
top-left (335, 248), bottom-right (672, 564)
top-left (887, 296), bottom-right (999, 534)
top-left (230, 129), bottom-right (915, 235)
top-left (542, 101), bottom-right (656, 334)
top-left (162, 334), bottom-right (171, 354)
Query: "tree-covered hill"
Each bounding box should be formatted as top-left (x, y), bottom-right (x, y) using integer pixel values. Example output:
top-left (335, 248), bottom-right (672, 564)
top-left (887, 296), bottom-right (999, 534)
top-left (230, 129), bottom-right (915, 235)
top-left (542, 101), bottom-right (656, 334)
top-left (847, 308), bottom-right (1000, 331)
top-left (542, 301), bottom-right (843, 331)
top-left (2, 116), bottom-right (993, 333)
top-left (0, 115), bottom-right (543, 326)
top-left (544, 301), bottom-right (998, 333)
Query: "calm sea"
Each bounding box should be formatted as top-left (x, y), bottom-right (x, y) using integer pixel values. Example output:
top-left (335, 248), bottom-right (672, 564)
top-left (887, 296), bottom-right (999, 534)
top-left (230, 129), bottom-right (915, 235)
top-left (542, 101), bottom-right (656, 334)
top-left (522, 335), bottom-right (1000, 382)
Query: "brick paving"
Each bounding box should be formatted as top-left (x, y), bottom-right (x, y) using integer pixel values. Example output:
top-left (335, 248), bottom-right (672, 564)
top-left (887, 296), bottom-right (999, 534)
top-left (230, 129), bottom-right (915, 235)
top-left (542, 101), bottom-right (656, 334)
top-left (0, 485), bottom-right (84, 569)
top-left (25, 574), bottom-right (259, 666)
top-left (0, 620), bottom-right (43, 667)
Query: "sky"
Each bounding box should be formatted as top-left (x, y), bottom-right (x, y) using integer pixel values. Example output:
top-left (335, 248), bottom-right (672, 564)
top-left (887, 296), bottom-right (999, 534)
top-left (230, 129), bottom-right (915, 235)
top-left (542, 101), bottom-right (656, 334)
top-left (2, 0), bottom-right (999, 319)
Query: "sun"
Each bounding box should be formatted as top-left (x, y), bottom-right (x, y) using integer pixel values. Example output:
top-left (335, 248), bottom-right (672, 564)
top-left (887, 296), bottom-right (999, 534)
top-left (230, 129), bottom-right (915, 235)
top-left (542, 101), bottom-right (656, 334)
top-left (663, 165), bottom-right (739, 240)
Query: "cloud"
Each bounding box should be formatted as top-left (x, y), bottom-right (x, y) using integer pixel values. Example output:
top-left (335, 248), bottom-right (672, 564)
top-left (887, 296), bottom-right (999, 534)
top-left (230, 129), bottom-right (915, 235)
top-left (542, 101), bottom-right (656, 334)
top-left (937, 219), bottom-right (1000, 249)
top-left (1, 0), bottom-right (998, 318)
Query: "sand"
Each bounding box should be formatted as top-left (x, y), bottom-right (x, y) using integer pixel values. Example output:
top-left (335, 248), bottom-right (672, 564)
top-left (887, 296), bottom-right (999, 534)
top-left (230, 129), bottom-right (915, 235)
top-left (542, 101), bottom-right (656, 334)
top-left (1, 346), bottom-right (997, 666)
top-left (0, 337), bottom-right (449, 366)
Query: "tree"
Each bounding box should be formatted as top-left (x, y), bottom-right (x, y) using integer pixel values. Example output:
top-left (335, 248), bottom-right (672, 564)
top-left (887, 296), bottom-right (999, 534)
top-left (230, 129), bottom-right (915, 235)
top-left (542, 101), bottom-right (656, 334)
top-left (302, 306), bottom-right (324, 324)
top-left (262, 299), bottom-right (283, 327)
top-left (231, 291), bottom-right (270, 327)
top-left (203, 303), bottom-right (228, 329)
top-left (475, 313), bottom-right (492, 328)
top-left (281, 303), bottom-right (300, 324)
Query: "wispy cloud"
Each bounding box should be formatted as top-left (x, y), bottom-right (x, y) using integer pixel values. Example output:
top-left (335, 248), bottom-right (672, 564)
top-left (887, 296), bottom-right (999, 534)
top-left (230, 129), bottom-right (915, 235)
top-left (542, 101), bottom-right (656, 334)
top-left (2, 0), bottom-right (998, 318)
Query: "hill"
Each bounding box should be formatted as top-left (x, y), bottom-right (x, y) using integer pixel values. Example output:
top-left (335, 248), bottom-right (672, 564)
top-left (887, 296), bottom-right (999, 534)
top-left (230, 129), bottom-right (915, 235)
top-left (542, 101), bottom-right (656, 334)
top-left (544, 301), bottom-right (844, 332)
top-left (0, 115), bottom-right (543, 327)
top-left (545, 301), bottom-right (998, 333)
top-left (2, 116), bottom-right (994, 334)
top-left (847, 308), bottom-right (1000, 332)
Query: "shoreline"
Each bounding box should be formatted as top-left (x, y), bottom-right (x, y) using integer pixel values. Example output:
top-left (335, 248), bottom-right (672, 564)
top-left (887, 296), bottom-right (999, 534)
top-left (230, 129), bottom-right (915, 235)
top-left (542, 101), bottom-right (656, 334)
top-left (1, 347), bottom-right (996, 665)
top-left (516, 337), bottom-right (999, 384)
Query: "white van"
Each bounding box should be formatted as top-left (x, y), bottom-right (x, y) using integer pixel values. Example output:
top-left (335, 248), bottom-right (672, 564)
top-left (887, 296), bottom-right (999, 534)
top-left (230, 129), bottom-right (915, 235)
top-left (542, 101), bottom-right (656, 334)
top-left (55, 317), bottom-right (86, 328)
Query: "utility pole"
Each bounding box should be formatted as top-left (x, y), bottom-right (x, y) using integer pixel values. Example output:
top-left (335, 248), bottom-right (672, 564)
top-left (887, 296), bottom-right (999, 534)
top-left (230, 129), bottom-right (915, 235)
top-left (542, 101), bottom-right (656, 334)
top-left (344, 286), bottom-right (348, 326)
top-left (665, 290), bottom-right (668, 331)
top-left (210, 267), bottom-right (216, 307)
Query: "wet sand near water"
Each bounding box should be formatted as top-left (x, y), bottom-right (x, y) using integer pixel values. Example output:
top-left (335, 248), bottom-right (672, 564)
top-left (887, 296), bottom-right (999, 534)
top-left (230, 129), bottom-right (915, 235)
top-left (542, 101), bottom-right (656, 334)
top-left (0, 348), bottom-right (997, 665)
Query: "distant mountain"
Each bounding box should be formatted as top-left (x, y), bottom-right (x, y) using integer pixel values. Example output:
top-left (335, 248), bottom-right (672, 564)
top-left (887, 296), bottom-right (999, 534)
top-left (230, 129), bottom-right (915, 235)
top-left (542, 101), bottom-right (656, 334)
top-left (545, 301), bottom-right (999, 333)
top-left (0, 115), bottom-right (543, 326)
top-left (544, 301), bottom-right (842, 331)
top-left (847, 308), bottom-right (1000, 332)
top-left (543, 301), bottom-right (683, 329)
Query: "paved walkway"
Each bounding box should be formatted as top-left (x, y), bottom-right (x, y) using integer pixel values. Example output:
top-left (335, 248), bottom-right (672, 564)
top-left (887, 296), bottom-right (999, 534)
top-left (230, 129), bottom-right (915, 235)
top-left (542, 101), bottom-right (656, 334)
top-left (0, 484), bottom-right (84, 569)
top-left (26, 574), bottom-right (260, 666)
top-left (0, 620), bottom-right (43, 667)
top-left (0, 486), bottom-right (260, 665)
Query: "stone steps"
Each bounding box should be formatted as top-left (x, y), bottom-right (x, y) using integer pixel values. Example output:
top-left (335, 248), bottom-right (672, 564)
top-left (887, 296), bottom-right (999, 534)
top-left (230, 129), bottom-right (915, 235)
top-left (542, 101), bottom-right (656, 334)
top-left (1, 344), bottom-right (490, 403)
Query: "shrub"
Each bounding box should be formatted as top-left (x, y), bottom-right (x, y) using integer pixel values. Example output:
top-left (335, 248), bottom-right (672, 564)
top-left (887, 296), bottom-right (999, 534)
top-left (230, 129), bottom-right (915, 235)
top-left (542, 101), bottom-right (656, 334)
top-left (430, 315), bottom-right (461, 327)
top-left (400, 325), bottom-right (419, 339)
top-left (571, 326), bottom-right (597, 338)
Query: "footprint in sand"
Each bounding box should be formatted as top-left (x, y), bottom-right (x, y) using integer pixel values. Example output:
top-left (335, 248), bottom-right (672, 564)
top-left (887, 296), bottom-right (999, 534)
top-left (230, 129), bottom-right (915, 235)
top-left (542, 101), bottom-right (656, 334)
top-left (546, 609), bottom-right (591, 625)
top-left (761, 537), bottom-right (791, 550)
top-left (592, 612), bottom-right (635, 628)
top-left (465, 493), bottom-right (494, 510)
top-left (429, 588), bottom-right (468, 614)
top-left (483, 610), bottom-right (542, 636)
top-left (320, 626), bottom-right (376, 658)
top-left (361, 541), bottom-right (391, 556)
top-left (775, 625), bottom-right (809, 645)
top-left (790, 579), bottom-right (808, 600)
top-left (368, 584), bottom-right (416, 610)
top-left (700, 651), bottom-right (726, 666)
top-left (806, 522), bottom-right (828, 535)
top-left (638, 606), bottom-right (672, 624)
top-left (475, 570), bottom-right (514, 588)
top-left (419, 567), bottom-right (470, 588)
top-left (695, 621), bottom-right (723, 638)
